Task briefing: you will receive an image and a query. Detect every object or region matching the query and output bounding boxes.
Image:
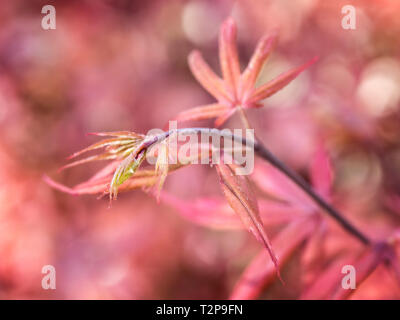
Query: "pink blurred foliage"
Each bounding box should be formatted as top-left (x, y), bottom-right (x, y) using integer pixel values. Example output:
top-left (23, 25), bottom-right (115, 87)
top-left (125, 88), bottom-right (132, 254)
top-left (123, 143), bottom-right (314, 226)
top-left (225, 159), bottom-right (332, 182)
top-left (0, 0), bottom-right (400, 299)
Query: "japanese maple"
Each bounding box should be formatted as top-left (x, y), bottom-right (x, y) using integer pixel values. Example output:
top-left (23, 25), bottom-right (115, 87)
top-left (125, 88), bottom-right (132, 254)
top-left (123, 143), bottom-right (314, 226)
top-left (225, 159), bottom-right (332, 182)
top-left (44, 17), bottom-right (400, 300)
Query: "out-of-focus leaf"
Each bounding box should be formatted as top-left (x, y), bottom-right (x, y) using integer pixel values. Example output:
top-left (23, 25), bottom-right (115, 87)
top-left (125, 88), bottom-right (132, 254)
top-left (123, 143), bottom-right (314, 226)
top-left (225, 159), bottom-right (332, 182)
top-left (240, 33), bottom-right (276, 100)
top-left (300, 219), bottom-right (327, 285)
top-left (161, 193), bottom-right (303, 230)
top-left (252, 161), bottom-right (316, 212)
top-left (301, 243), bottom-right (394, 300)
top-left (216, 162), bottom-right (280, 278)
top-left (230, 217), bottom-right (316, 300)
top-left (177, 17), bottom-right (316, 128)
top-left (331, 243), bottom-right (394, 300)
top-left (310, 144), bottom-right (333, 199)
top-left (300, 253), bottom-right (356, 300)
top-left (188, 50), bottom-right (232, 103)
top-left (219, 17), bottom-right (241, 98)
top-left (176, 103), bottom-right (231, 122)
top-left (248, 56), bottom-right (318, 103)
top-left (384, 194), bottom-right (400, 217)
top-left (84, 160), bottom-right (121, 183)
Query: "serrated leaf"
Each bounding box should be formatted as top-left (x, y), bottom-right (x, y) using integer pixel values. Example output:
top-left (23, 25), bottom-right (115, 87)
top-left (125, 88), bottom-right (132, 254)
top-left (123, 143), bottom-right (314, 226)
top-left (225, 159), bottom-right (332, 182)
top-left (216, 162), bottom-right (281, 280)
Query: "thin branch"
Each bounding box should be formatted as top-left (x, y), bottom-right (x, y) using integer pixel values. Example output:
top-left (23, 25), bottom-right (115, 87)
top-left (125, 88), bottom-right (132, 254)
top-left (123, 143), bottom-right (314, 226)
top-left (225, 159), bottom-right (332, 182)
top-left (153, 128), bottom-right (372, 246)
top-left (253, 139), bottom-right (371, 246)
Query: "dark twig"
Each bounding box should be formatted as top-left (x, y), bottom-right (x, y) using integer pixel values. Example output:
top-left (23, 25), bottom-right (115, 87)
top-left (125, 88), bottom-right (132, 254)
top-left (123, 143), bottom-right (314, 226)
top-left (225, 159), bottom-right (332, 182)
top-left (157, 128), bottom-right (372, 246)
top-left (253, 139), bottom-right (371, 245)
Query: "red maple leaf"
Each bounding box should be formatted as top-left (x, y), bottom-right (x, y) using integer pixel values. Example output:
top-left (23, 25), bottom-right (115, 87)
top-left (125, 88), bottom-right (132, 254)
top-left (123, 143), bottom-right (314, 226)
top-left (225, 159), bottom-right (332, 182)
top-left (176, 17), bottom-right (318, 127)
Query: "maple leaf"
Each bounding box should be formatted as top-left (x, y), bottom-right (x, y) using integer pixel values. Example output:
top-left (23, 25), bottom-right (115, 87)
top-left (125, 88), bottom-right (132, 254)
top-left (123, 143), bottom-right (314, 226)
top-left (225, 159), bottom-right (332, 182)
top-left (310, 142), bottom-right (334, 200)
top-left (176, 17), bottom-right (318, 127)
top-left (300, 242), bottom-right (397, 300)
top-left (44, 130), bottom-right (216, 200)
top-left (216, 161), bottom-right (282, 280)
top-left (59, 131), bottom-right (145, 171)
top-left (160, 193), bottom-right (301, 230)
top-left (230, 218), bottom-right (317, 300)
top-left (44, 160), bottom-right (192, 198)
top-left (229, 144), bottom-right (334, 299)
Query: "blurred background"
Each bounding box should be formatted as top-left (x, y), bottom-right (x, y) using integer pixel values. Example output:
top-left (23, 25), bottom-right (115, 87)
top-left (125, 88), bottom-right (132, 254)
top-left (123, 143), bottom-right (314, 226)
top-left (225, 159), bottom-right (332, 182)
top-left (0, 0), bottom-right (400, 299)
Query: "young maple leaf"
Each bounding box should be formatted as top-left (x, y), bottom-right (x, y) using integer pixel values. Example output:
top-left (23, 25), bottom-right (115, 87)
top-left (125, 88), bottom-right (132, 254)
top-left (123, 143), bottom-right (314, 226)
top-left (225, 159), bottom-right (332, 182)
top-left (44, 131), bottom-right (149, 199)
top-left (44, 130), bottom-right (213, 200)
top-left (44, 131), bottom-right (167, 201)
top-left (59, 131), bottom-right (145, 171)
top-left (176, 17), bottom-right (318, 127)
